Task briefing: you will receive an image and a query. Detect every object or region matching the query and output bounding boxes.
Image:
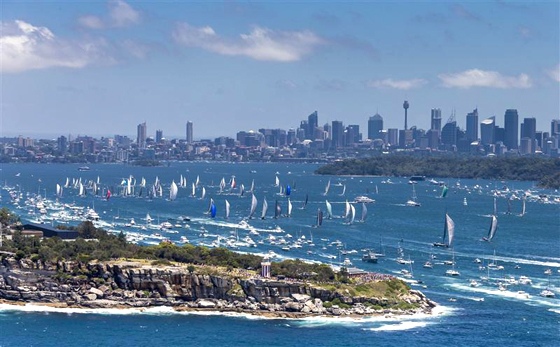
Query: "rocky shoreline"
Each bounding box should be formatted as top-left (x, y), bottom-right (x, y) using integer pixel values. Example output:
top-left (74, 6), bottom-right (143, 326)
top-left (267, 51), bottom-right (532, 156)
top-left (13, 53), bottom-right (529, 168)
top-left (0, 257), bottom-right (437, 318)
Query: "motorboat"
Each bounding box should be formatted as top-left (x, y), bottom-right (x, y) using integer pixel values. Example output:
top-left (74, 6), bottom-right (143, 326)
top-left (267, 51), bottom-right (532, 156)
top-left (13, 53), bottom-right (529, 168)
top-left (354, 196), bottom-right (375, 204)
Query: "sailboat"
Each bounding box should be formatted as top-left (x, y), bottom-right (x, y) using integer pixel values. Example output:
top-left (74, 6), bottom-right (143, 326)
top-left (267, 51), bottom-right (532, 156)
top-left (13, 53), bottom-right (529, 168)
top-left (274, 176), bottom-right (280, 187)
top-left (406, 184), bottom-right (421, 207)
top-left (200, 187), bottom-right (206, 200)
top-left (219, 177), bottom-right (226, 193)
top-left (274, 200), bottom-right (281, 219)
top-left (360, 203), bottom-right (367, 222)
top-left (261, 197), bottom-right (268, 219)
top-left (169, 181), bottom-right (178, 201)
top-left (445, 249), bottom-right (460, 276)
top-left (506, 197), bottom-right (512, 215)
top-left (519, 198), bottom-right (526, 217)
top-left (433, 213), bottom-right (455, 248)
top-left (348, 204), bottom-right (356, 225)
top-left (440, 185), bottom-right (448, 199)
top-left (463, 197), bottom-right (468, 206)
top-left (493, 197), bottom-right (498, 215)
top-left (191, 183), bottom-right (196, 197)
top-left (239, 184), bottom-right (245, 197)
top-left (315, 208), bottom-right (323, 227)
top-left (339, 184), bottom-right (346, 196)
top-left (248, 194), bottom-right (258, 219)
top-left (481, 215), bottom-right (498, 242)
top-left (287, 198), bottom-right (292, 217)
top-left (300, 194), bottom-right (308, 210)
top-left (249, 179), bottom-right (255, 194)
top-left (56, 184), bottom-right (63, 198)
top-left (210, 200), bottom-right (217, 218)
top-left (64, 177), bottom-right (70, 188)
top-left (285, 184), bottom-right (291, 196)
top-left (195, 175), bottom-right (200, 187)
top-left (225, 200), bottom-right (231, 219)
top-left (323, 180), bottom-right (331, 196)
top-left (325, 200), bottom-right (333, 219)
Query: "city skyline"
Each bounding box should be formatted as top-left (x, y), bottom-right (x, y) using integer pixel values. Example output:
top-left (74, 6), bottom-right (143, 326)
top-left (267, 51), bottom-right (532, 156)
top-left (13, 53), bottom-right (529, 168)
top-left (1, 1), bottom-right (558, 139)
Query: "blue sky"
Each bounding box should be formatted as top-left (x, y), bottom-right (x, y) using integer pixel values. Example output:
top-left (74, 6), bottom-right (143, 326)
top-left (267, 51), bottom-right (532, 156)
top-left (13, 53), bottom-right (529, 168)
top-left (2, 0), bottom-right (559, 139)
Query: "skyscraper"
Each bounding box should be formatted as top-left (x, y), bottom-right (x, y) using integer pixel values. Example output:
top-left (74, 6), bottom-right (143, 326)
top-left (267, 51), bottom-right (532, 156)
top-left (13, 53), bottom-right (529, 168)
top-left (521, 117), bottom-right (536, 140)
top-left (504, 109), bottom-right (519, 150)
top-left (480, 117), bottom-right (495, 145)
top-left (346, 125), bottom-right (361, 144)
top-left (466, 108), bottom-right (479, 143)
top-left (156, 130), bottom-right (163, 143)
top-left (431, 108), bottom-right (442, 132)
top-left (308, 111), bottom-right (318, 139)
top-left (368, 114), bottom-right (383, 140)
top-left (331, 121), bottom-right (344, 148)
top-left (551, 119), bottom-right (560, 136)
top-left (403, 100), bottom-right (409, 130)
top-left (441, 121), bottom-right (457, 147)
top-left (186, 121), bottom-right (194, 144)
top-left (137, 122), bottom-right (147, 149)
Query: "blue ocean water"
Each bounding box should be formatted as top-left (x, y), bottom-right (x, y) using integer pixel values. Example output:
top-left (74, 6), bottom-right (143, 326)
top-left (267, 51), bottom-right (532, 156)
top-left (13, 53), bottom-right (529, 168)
top-left (0, 162), bottom-right (558, 347)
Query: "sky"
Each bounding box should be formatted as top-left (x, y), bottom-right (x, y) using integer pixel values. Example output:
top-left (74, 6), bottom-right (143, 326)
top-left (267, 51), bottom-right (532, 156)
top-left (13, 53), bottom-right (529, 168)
top-left (1, 0), bottom-right (559, 140)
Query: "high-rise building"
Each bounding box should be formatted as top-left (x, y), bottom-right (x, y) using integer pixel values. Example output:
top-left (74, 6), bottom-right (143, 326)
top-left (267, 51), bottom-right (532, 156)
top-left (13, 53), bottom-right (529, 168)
top-left (331, 121), bottom-right (344, 148)
top-left (368, 114), bottom-right (383, 140)
top-left (520, 137), bottom-right (532, 155)
top-left (57, 136), bottom-right (68, 154)
top-left (186, 121), bottom-right (194, 144)
top-left (346, 125), bottom-right (361, 144)
top-left (403, 100), bottom-right (409, 130)
top-left (466, 108), bottom-right (479, 143)
top-left (308, 111), bottom-right (318, 139)
top-left (551, 119), bottom-right (560, 137)
top-left (480, 117), bottom-right (495, 145)
top-left (156, 130), bottom-right (163, 143)
top-left (431, 108), bottom-right (442, 132)
top-left (387, 128), bottom-right (399, 146)
top-left (504, 109), bottom-right (519, 150)
top-left (441, 121), bottom-right (457, 146)
top-left (137, 122), bottom-right (147, 149)
top-left (521, 117), bottom-right (536, 141)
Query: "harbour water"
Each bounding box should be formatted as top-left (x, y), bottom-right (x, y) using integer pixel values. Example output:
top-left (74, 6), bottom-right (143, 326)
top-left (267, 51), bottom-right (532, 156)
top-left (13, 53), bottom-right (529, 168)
top-left (0, 162), bottom-right (559, 346)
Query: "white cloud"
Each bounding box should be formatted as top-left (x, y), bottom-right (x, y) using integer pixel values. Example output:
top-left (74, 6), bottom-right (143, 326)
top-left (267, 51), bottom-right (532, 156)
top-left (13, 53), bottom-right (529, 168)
top-left (366, 78), bottom-right (427, 90)
top-left (1, 20), bottom-right (109, 73)
top-left (79, 15), bottom-right (105, 30)
top-left (275, 79), bottom-right (298, 90)
top-left (121, 39), bottom-right (149, 59)
top-left (173, 23), bottom-right (324, 62)
top-left (438, 69), bottom-right (532, 89)
top-left (109, 0), bottom-right (141, 27)
top-left (79, 0), bottom-right (140, 29)
top-left (546, 64), bottom-right (560, 82)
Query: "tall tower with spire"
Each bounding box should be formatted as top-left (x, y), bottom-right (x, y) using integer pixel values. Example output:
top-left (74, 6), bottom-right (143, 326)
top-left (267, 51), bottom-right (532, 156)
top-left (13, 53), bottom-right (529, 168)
top-left (403, 100), bottom-right (409, 130)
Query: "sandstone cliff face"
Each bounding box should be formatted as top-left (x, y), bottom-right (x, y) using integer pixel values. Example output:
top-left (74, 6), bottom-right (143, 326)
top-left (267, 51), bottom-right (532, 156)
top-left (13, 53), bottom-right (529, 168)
top-left (0, 257), bottom-right (436, 316)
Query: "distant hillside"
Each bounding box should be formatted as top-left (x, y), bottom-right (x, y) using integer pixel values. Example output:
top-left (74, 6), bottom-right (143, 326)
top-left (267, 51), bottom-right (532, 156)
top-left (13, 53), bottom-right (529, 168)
top-left (315, 156), bottom-right (560, 189)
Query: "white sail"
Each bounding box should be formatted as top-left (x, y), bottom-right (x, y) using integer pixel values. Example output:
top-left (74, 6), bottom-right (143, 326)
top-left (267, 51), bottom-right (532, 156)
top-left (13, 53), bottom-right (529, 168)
top-left (249, 194), bottom-right (258, 218)
top-left (79, 182), bottom-right (85, 196)
top-left (219, 178), bottom-right (225, 193)
top-left (225, 200), bottom-right (231, 219)
top-left (97, 176), bottom-right (100, 184)
top-left (275, 176), bottom-right (280, 187)
top-left (155, 176), bottom-right (160, 187)
top-left (323, 179), bottom-right (331, 196)
top-left (201, 187), bottom-right (206, 200)
top-left (287, 198), bottom-right (293, 217)
top-left (146, 213), bottom-right (152, 223)
top-left (487, 215), bottom-right (498, 241)
top-left (127, 179), bottom-right (132, 196)
top-left (361, 203), bottom-right (367, 222)
top-left (375, 185), bottom-right (379, 194)
top-left (195, 175), bottom-right (200, 187)
top-left (249, 179), bottom-right (255, 193)
top-left (56, 184), bottom-right (62, 197)
top-left (521, 199), bottom-right (526, 216)
top-left (344, 200), bottom-right (350, 219)
top-left (446, 214), bottom-right (455, 247)
top-left (239, 184), bottom-right (245, 197)
top-left (349, 204), bottom-right (356, 224)
top-left (169, 181), bottom-right (178, 201)
top-left (325, 200), bottom-right (333, 219)
top-left (141, 177), bottom-right (146, 187)
top-left (340, 184), bottom-right (346, 196)
top-left (493, 197), bottom-right (497, 215)
top-left (261, 197), bottom-right (268, 219)
top-left (158, 184), bottom-right (163, 197)
top-left (64, 177), bottom-right (69, 188)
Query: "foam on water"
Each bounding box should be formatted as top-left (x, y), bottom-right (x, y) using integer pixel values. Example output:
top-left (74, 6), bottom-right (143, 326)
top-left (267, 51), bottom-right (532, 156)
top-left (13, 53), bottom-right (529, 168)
top-left (365, 321), bottom-right (431, 331)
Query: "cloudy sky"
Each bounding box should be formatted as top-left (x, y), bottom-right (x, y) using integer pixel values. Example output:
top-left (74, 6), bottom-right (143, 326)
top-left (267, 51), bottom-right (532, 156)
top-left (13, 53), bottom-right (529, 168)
top-left (2, 0), bottom-right (559, 139)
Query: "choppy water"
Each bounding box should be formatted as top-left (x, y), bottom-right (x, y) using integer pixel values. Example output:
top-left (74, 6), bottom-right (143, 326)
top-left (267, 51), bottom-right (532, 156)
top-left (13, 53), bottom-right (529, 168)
top-left (0, 162), bottom-right (559, 347)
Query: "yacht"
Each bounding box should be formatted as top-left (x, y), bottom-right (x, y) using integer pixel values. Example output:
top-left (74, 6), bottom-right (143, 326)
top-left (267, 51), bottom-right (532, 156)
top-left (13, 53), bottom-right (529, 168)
top-left (446, 269), bottom-right (460, 276)
top-left (518, 276), bottom-right (532, 285)
top-left (423, 261), bottom-right (433, 269)
top-left (470, 279), bottom-right (479, 287)
top-left (361, 251), bottom-right (378, 264)
top-left (343, 258), bottom-right (353, 267)
top-left (354, 196), bottom-right (375, 204)
top-left (540, 289), bottom-right (555, 298)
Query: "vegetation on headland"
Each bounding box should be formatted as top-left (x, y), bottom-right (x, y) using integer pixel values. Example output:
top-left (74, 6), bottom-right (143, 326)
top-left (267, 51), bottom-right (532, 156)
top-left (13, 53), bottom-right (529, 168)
top-left (316, 156), bottom-right (560, 189)
top-left (1, 220), bottom-right (341, 283)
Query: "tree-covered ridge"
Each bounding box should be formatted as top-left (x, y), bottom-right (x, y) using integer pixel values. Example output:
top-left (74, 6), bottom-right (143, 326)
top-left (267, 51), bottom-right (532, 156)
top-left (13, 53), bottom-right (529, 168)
top-left (1, 221), bottom-right (338, 283)
top-left (315, 156), bottom-right (560, 189)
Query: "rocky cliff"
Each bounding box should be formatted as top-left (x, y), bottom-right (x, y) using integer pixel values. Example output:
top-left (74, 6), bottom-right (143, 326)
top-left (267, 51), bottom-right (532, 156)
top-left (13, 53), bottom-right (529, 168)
top-left (0, 257), bottom-right (436, 317)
